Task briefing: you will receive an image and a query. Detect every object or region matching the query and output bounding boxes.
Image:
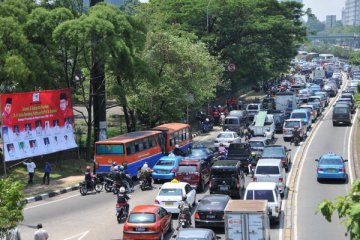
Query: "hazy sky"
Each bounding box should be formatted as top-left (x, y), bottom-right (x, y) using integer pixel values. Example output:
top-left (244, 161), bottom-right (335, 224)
top-left (303, 0), bottom-right (346, 21)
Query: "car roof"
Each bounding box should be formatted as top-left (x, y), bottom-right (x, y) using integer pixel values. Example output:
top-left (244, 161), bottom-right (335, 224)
top-left (300, 105), bottom-right (313, 108)
top-left (179, 160), bottom-right (201, 165)
top-left (201, 194), bottom-right (230, 200)
top-left (320, 153), bottom-right (342, 159)
top-left (285, 118), bottom-right (303, 122)
top-left (177, 228), bottom-right (214, 238)
top-left (212, 160), bottom-right (239, 167)
top-left (159, 156), bottom-right (182, 161)
top-left (246, 182), bottom-right (277, 190)
top-left (257, 158), bottom-right (282, 165)
top-left (249, 137), bottom-right (267, 142)
top-left (161, 182), bottom-right (187, 189)
top-left (291, 109), bottom-right (308, 113)
top-left (131, 205), bottom-right (159, 213)
top-left (218, 131), bottom-right (236, 135)
top-left (264, 145), bottom-right (284, 148)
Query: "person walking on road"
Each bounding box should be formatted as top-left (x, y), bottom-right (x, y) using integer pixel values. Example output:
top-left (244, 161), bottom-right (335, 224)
top-left (2, 226), bottom-right (21, 240)
top-left (42, 161), bottom-right (51, 185)
top-left (34, 224), bottom-right (48, 240)
top-left (23, 159), bottom-right (36, 184)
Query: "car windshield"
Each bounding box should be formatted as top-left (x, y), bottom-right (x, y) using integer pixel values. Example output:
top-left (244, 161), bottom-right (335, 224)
top-left (249, 141), bottom-right (264, 148)
top-left (197, 198), bottom-right (228, 211)
top-left (334, 107), bottom-right (348, 114)
top-left (308, 98), bottom-right (320, 103)
top-left (284, 121), bottom-right (300, 128)
top-left (156, 160), bottom-right (175, 166)
top-left (248, 105), bottom-right (259, 110)
top-left (246, 190), bottom-right (274, 202)
top-left (178, 165), bottom-right (197, 173)
top-left (224, 118), bottom-right (239, 124)
top-left (291, 113), bottom-right (306, 119)
top-left (159, 188), bottom-right (183, 196)
top-left (262, 147), bottom-right (285, 157)
top-left (211, 169), bottom-right (237, 178)
top-left (189, 149), bottom-right (207, 158)
top-left (128, 213), bottom-right (155, 223)
top-left (320, 158), bottom-right (343, 165)
top-left (256, 166), bottom-right (280, 174)
top-left (217, 133), bottom-right (233, 139)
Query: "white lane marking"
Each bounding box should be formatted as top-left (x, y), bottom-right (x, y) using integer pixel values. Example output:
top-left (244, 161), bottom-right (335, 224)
top-left (63, 230), bottom-right (90, 240)
top-left (24, 193), bottom-right (80, 210)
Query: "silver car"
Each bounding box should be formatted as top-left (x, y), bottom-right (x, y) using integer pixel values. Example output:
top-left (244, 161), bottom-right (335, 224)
top-left (176, 228), bottom-right (218, 240)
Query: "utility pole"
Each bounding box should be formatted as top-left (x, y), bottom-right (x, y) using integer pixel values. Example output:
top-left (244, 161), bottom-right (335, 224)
top-left (90, 0), bottom-right (107, 143)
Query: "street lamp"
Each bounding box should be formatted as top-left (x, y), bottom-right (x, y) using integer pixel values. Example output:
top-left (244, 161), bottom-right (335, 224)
top-left (206, 0), bottom-right (213, 33)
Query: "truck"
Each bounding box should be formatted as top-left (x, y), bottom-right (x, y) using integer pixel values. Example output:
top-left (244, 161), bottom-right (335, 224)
top-left (248, 111), bottom-right (275, 138)
top-left (275, 91), bottom-right (297, 118)
top-left (224, 200), bottom-right (270, 240)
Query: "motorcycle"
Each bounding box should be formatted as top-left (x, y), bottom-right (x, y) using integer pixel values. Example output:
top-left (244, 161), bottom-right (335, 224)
top-left (79, 178), bottom-right (103, 196)
top-left (116, 197), bottom-right (130, 223)
top-left (104, 177), bottom-right (114, 192)
top-left (112, 180), bottom-right (131, 194)
top-left (292, 135), bottom-right (300, 146)
top-left (177, 210), bottom-right (191, 230)
top-left (139, 176), bottom-right (153, 191)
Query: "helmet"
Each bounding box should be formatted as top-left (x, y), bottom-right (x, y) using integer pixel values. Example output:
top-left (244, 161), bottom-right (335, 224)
top-left (119, 165), bottom-right (124, 171)
top-left (112, 162), bottom-right (118, 167)
top-left (113, 166), bottom-right (119, 171)
top-left (86, 166), bottom-right (91, 172)
top-left (182, 195), bottom-right (187, 201)
top-left (218, 105), bottom-right (221, 108)
top-left (175, 144), bottom-right (180, 148)
top-left (251, 152), bottom-right (257, 157)
top-left (143, 163), bottom-right (148, 169)
top-left (119, 187), bottom-right (126, 193)
top-left (205, 118), bottom-right (209, 122)
top-left (220, 143), bottom-right (224, 147)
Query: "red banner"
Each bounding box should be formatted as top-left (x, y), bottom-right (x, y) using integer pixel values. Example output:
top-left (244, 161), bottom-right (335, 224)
top-left (1, 89), bottom-right (77, 161)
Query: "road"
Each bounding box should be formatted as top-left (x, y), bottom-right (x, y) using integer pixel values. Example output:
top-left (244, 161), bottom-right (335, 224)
top-left (295, 75), bottom-right (355, 240)
top-left (18, 128), bottom-right (299, 240)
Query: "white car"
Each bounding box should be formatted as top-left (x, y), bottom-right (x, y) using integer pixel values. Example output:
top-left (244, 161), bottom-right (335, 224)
top-left (155, 181), bottom-right (196, 214)
top-left (214, 131), bottom-right (241, 148)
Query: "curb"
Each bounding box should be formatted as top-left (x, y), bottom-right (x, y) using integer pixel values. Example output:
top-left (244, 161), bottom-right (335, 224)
top-left (352, 114), bottom-right (360, 179)
top-left (24, 185), bottom-right (79, 204)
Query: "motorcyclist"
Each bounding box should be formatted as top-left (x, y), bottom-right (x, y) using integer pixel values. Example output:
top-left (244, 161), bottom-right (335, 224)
top-left (248, 152), bottom-right (258, 175)
top-left (173, 144), bottom-right (186, 157)
top-left (110, 162), bottom-right (118, 173)
top-left (84, 166), bottom-right (95, 188)
top-left (119, 165), bottom-right (133, 192)
top-left (121, 162), bottom-right (133, 189)
top-left (177, 195), bottom-right (191, 229)
top-left (292, 126), bottom-right (301, 144)
top-left (112, 166), bottom-right (133, 193)
top-left (117, 187), bottom-right (130, 215)
top-left (218, 143), bottom-right (228, 156)
top-left (220, 112), bottom-right (226, 126)
top-left (140, 163), bottom-right (153, 188)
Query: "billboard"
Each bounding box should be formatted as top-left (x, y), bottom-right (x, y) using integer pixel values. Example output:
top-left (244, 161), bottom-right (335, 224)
top-left (1, 89), bottom-right (77, 161)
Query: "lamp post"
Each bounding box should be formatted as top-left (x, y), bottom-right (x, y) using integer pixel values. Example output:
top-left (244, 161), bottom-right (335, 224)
top-left (206, 0), bottom-right (213, 33)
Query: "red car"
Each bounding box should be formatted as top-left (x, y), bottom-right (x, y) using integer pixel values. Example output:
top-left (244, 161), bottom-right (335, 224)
top-left (175, 160), bottom-right (211, 192)
top-left (123, 205), bottom-right (172, 240)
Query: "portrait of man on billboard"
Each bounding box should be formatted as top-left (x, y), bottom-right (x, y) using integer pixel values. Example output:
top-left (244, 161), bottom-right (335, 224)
top-left (2, 97), bottom-right (12, 126)
top-left (59, 93), bottom-right (73, 119)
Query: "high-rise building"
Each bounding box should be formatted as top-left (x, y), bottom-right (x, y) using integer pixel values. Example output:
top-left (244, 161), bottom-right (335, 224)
top-left (325, 15), bottom-right (336, 29)
top-left (342, 0), bottom-right (360, 26)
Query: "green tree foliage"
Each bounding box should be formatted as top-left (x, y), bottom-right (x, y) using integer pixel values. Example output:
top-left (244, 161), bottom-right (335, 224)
top-left (318, 179), bottom-right (360, 239)
top-left (350, 51), bottom-right (360, 66)
top-left (0, 179), bottom-right (25, 238)
top-left (307, 43), bottom-right (352, 60)
top-left (305, 8), bottom-right (325, 34)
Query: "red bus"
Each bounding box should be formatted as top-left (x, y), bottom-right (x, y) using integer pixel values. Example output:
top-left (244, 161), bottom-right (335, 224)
top-left (153, 123), bottom-right (192, 155)
top-left (94, 131), bottom-right (163, 177)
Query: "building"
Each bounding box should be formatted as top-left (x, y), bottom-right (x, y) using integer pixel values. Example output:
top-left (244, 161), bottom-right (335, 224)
top-left (325, 15), bottom-right (336, 29)
top-left (342, 0), bottom-right (360, 26)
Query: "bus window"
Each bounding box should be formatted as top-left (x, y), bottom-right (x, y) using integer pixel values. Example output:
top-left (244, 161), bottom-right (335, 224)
top-left (143, 139), bottom-right (149, 150)
top-left (185, 128), bottom-right (190, 139)
top-left (170, 133), bottom-right (175, 146)
top-left (96, 144), bottom-right (124, 155)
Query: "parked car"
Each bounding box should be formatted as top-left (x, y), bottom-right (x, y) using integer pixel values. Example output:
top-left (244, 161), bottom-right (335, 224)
top-left (175, 160), bottom-right (211, 192)
top-left (155, 181), bottom-right (196, 214)
top-left (261, 145), bottom-right (291, 171)
top-left (283, 119), bottom-right (307, 141)
top-left (123, 205), bottom-right (172, 240)
top-left (175, 228), bottom-right (218, 240)
top-left (253, 159), bottom-right (287, 196)
top-left (214, 131), bottom-right (241, 148)
top-left (195, 194), bottom-right (231, 228)
top-left (152, 155), bottom-right (182, 182)
top-left (184, 145), bottom-right (215, 165)
top-left (209, 160), bottom-right (245, 198)
top-left (315, 153), bottom-right (348, 182)
top-left (244, 182), bottom-right (282, 222)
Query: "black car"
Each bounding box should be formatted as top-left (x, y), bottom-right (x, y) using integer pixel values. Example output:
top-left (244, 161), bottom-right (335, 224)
top-left (195, 194), bottom-right (230, 229)
top-left (185, 144), bottom-right (215, 165)
top-left (261, 145), bottom-right (291, 171)
top-left (209, 160), bottom-right (245, 198)
top-left (227, 143), bottom-right (252, 173)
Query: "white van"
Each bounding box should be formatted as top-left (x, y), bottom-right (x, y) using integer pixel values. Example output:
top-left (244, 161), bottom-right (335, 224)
top-left (253, 159), bottom-right (286, 195)
top-left (244, 182), bottom-right (282, 222)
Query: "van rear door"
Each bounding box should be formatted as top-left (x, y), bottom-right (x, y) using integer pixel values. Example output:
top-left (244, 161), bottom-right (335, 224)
top-left (254, 165), bottom-right (280, 183)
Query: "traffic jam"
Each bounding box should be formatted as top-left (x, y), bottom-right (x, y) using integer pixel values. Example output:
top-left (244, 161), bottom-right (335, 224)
top-left (89, 53), bottom-right (358, 240)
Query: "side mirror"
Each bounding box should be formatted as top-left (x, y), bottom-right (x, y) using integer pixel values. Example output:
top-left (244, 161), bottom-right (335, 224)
top-left (344, 159), bottom-right (348, 162)
top-left (315, 159), bottom-right (319, 162)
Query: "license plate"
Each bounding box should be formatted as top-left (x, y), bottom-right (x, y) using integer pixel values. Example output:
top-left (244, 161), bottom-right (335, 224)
top-left (183, 177), bottom-right (191, 180)
top-left (135, 227), bottom-right (145, 232)
top-left (207, 215), bottom-right (215, 219)
top-left (220, 186), bottom-right (229, 191)
top-left (327, 168), bottom-right (335, 172)
top-left (160, 170), bottom-right (167, 172)
top-left (165, 202), bottom-right (173, 206)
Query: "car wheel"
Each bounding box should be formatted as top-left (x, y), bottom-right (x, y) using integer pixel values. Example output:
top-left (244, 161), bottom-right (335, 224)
top-left (333, 122), bottom-right (337, 126)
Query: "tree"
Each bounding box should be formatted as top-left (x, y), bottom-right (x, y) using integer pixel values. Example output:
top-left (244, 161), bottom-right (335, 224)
top-left (0, 179), bottom-right (25, 238)
top-left (318, 179), bottom-right (360, 240)
top-left (305, 8), bottom-right (325, 34)
top-left (350, 51), bottom-right (360, 66)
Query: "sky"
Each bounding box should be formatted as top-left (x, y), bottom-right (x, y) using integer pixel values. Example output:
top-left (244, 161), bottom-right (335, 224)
top-left (303, 0), bottom-right (346, 21)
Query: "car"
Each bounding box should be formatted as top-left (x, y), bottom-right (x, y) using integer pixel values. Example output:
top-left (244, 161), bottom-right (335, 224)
top-left (261, 145), bottom-right (291, 171)
top-left (297, 88), bottom-right (312, 103)
top-left (123, 205), bottom-right (172, 240)
top-left (184, 144), bottom-right (215, 164)
top-left (324, 83), bottom-right (338, 97)
top-left (337, 98), bottom-right (356, 114)
top-left (314, 91), bottom-right (329, 107)
top-left (152, 155), bottom-right (183, 181)
top-left (246, 103), bottom-right (262, 121)
top-left (268, 110), bottom-right (286, 133)
top-left (155, 180), bottom-right (196, 214)
top-left (194, 194), bottom-right (231, 228)
top-left (248, 137), bottom-right (271, 156)
top-left (214, 131), bottom-right (241, 148)
top-left (315, 153), bottom-right (348, 182)
top-left (308, 96), bottom-right (324, 110)
top-left (175, 228), bottom-right (218, 240)
top-left (300, 104), bottom-right (317, 122)
top-left (308, 83), bottom-right (321, 93)
top-left (209, 160), bottom-right (245, 198)
top-left (332, 103), bottom-right (352, 126)
top-left (283, 119), bottom-right (307, 141)
top-left (290, 109), bottom-right (311, 130)
top-left (175, 160), bottom-right (211, 192)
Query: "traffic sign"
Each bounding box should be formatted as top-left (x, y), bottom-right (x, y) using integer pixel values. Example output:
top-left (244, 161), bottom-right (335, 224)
top-left (227, 63), bottom-right (236, 72)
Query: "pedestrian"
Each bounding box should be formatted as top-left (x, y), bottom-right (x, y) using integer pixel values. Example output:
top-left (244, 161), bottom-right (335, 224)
top-left (2, 226), bottom-right (21, 240)
top-left (23, 159), bottom-right (36, 184)
top-left (34, 224), bottom-right (48, 240)
top-left (43, 161), bottom-right (51, 185)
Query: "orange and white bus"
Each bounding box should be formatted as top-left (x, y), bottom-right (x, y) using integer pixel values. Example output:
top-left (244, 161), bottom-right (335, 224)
top-left (153, 123), bottom-right (192, 155)
top-left (94, 131), bottom-right (163, 176)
